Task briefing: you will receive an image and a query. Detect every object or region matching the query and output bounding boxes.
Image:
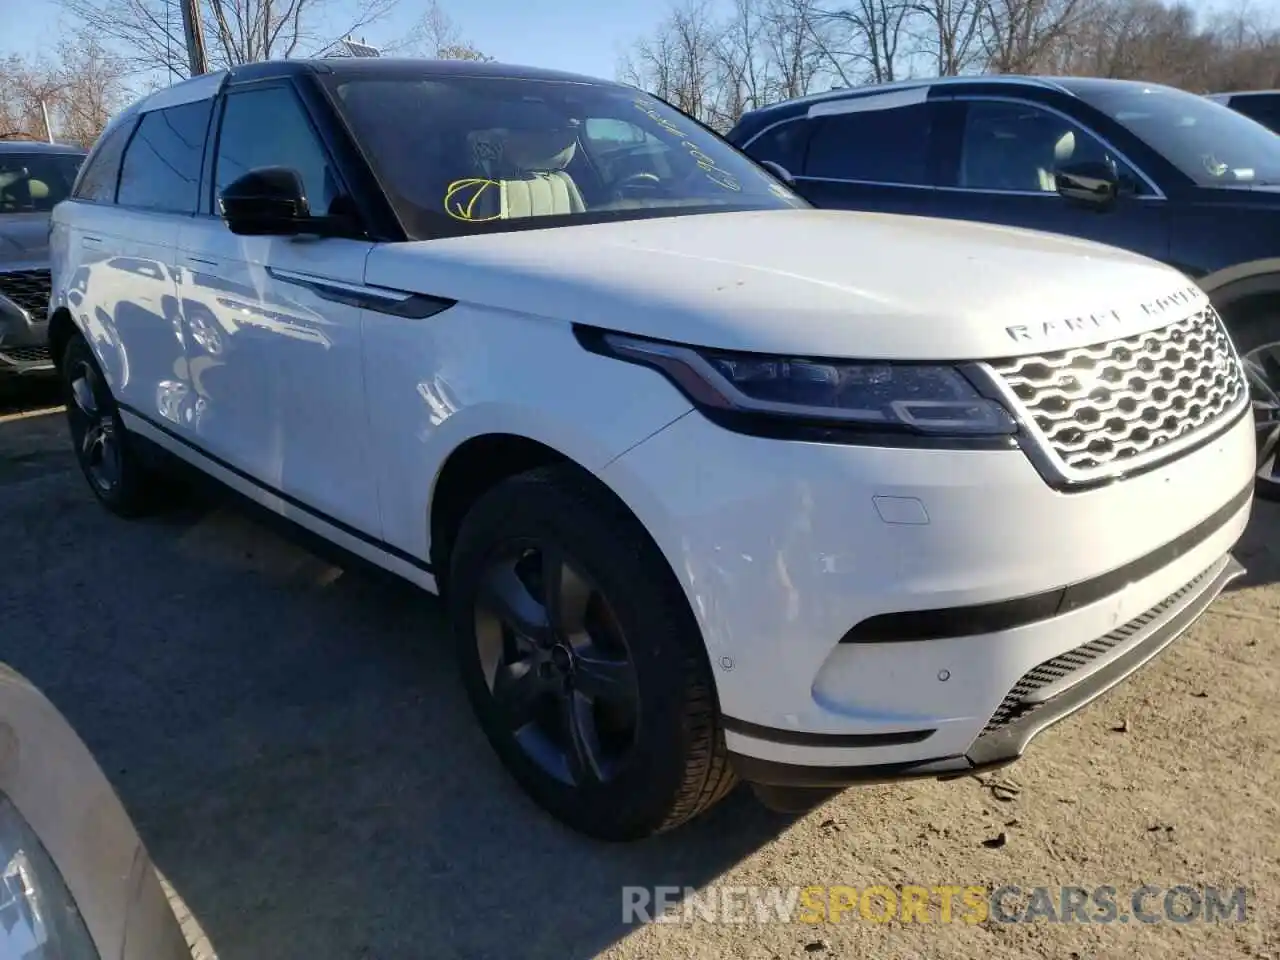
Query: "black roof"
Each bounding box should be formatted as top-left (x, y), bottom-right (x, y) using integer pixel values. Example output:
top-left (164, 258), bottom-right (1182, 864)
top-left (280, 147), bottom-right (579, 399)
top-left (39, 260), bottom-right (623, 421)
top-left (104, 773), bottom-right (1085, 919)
top-left (225, 57), bottom-right (619, 88)
top-left (727, 74), bottom-right (1186, 141)
top-left (1208, 89), bottom-right (1280, 98)
top-left (0, 139), bottom-right (86, 155)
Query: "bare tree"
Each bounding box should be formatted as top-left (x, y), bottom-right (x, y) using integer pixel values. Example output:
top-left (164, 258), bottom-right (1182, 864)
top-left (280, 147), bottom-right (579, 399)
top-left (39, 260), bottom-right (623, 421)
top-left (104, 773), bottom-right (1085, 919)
top-left (618, 0), bottom-right (724, 123)
top-left (983, 0), bottom-right (1093, 72)
top-left (396, 0), bottom-right (493, 60)
top-left (814, 0), bottom-right (914, 84)
top-left (0, 36), bottom-right (129, 145)
top-left (57, 0), bottom-right (397, 80)
top-left (621, 0), bottom-right (1280, 123)
top-left (55, 37), bottom-right (131, 145)
top-left (911, 0), bottom-right (987, 75)
top-left (0, 55), bottom-right (63, 141)
top-left (714, 0), bottom-right (774, 122)
top-left (760, 0), bottom-right (830, 99)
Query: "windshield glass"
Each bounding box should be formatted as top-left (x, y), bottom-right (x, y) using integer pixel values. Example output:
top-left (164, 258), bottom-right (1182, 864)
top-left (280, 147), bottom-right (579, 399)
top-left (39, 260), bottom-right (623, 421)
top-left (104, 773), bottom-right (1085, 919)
top-left (1072, 83), bottom-right (1280, 187)
top-left (330, 76), bottom-right (806, 236)
top-left (0, 152), bottom-right (83, 213)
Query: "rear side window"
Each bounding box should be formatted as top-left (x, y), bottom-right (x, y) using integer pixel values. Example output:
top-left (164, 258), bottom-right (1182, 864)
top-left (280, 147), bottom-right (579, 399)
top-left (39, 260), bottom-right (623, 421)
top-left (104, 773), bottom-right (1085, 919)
top-left (73, 120), bottom-right (133, 203)
top-left (213, 86), bottom-right (339, 217)
top-left (743, 119), bottom-right (811, 174)
top-left (117, 100), bottom-right (212, 214)
top-left (804, 104), bottom-right (933, 185)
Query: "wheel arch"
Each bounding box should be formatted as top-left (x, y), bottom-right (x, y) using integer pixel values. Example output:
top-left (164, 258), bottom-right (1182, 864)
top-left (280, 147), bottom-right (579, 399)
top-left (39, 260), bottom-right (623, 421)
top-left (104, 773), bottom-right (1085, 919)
top-left (1199, 261), bottom-right (1280, 320)
top-left (426, 432), bottom-right (673, 595)
top-left (46, 307), bottom-right (78, 373)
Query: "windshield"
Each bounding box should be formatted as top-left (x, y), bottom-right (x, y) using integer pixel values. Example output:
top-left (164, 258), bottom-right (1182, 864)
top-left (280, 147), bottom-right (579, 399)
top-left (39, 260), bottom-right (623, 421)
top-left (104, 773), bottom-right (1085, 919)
top-left (0, 152), bottom-right (83, 214)
top-left (1072, 83), bottom-right (1280, 187)
top-left (330, 76), bottom-right (806, 236)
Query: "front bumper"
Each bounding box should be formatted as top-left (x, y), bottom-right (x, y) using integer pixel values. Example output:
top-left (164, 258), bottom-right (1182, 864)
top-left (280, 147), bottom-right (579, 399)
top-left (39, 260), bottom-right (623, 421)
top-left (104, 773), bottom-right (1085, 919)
top-left (732, 553), bottom-right (1244, 787)
top-left (602, 401), bottom-right (1256, 782)
top-left (0, 268), bottom-right (54, 375)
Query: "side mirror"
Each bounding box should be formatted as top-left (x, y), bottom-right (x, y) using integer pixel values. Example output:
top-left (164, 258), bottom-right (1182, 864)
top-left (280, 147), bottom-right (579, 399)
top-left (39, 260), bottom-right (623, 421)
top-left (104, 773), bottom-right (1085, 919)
top-left (219, 166), bottom-right (344, 237)
top-left (1055, 160), bottom-right (1119, 209)
top-left (759, 160), bottom-right (797, 186)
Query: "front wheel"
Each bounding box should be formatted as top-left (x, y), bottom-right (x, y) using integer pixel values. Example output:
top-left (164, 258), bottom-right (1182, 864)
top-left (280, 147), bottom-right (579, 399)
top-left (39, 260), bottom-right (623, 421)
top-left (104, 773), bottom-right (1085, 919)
top-left (1232, 312), bottom-right (1280, 501)
top-left (447, 465), bottom-right (736, 840)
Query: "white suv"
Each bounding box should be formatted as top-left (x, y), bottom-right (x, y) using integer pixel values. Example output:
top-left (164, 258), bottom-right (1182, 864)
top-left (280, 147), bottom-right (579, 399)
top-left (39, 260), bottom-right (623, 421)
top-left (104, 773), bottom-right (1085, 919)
top-left (48, 59), bottom-right (1255, 840)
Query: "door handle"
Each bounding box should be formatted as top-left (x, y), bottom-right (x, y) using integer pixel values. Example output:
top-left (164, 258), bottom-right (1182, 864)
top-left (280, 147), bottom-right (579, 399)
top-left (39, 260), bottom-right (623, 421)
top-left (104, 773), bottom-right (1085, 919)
top-left (81, 235), bottom-right (102, 247)
top-left (184, 256), bottom-right (218, 268)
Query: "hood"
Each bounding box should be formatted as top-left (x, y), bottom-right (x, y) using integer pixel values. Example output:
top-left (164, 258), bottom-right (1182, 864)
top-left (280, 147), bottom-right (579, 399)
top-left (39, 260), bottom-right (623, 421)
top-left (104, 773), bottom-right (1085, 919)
top-left (365, 209), bottom-right (1205, 360)
top-left (0, 212), bottom-right (51, 266)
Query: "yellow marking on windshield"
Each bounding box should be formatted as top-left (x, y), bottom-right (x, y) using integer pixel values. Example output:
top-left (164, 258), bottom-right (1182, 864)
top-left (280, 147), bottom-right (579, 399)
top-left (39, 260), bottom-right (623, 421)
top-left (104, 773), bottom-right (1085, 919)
top-left (632, 98), bottom-right (742, 192)
top-left (445, 178), bottom-right (503, 221)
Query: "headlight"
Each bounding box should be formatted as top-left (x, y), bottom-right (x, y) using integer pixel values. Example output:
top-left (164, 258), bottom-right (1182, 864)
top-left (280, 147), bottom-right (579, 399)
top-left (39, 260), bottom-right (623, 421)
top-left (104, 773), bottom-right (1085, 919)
top-left (588, 330), bottom-right (1017, 439)
top-left (0, 796), bottom-right (99, 958)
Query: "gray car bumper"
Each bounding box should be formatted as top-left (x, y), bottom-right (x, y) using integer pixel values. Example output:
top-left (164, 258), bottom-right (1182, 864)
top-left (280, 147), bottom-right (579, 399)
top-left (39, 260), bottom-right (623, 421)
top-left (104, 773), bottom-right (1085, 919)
top-left (0, 267), bottom-right (54, 375)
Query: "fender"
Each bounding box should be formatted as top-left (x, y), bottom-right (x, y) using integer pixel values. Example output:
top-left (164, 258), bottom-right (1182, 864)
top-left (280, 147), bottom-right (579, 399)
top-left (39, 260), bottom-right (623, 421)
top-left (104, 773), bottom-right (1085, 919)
top-left (1195, 259), bottom-right (1280, 311)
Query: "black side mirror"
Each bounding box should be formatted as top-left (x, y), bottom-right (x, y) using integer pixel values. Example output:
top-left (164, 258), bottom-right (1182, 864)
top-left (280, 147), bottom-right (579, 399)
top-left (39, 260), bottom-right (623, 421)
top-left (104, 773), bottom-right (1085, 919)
top-left (218, 167), bottom-right (311, 235)
top-left (759, 160), bottom-right (797, 186)
top-left (219, 166), bottom-right (359, 238)
top-left (1055, 160), bottom-right (1119, 209)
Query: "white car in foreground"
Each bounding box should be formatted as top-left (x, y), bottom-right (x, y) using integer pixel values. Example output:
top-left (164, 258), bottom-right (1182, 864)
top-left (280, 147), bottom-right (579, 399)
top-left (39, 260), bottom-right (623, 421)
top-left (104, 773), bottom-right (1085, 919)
top-left (48, 59), bottom-right (1254, 840)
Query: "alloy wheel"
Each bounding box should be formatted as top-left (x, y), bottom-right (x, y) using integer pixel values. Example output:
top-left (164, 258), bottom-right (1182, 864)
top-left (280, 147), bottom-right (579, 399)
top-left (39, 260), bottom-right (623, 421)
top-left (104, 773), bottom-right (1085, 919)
top-left (67, 360), bottom-right (122, 496)
top-left (1243, 341), bottom-right (1280, 484)
top-left (473, 540), bottom-right (640, 788)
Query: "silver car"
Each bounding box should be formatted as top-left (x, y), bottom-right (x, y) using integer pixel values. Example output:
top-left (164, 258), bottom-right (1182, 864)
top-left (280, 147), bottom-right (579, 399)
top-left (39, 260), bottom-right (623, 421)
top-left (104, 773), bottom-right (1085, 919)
top-left (0, 141), bottom-right (86, 378)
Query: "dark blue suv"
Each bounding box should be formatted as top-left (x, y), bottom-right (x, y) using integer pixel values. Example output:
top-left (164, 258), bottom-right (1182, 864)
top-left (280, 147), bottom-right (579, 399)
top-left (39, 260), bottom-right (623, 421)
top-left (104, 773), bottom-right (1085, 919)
top-left (728, 76), bottom-right (1280, 497)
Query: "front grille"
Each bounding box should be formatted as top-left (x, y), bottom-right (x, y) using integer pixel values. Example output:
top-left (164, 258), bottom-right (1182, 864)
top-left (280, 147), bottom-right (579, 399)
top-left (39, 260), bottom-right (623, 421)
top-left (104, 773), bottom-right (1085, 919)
top-left (990, 309), bottom-right (1246, 476)
top-left (0, 345), bottom-right (51, 365)
top-left (0, 268), bottom-right (51, 319)
top-left (982, 565), bottom-right (1214, 734)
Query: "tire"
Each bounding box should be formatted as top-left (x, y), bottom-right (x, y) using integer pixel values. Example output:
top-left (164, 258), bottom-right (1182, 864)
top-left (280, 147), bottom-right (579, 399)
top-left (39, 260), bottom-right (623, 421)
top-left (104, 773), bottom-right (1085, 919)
top-left (1225, 306), bottom-right (1280, 501)
top-left (61, 332), bottom-right (164, 518)
top-left (447, 465), bottom-right (736, 840)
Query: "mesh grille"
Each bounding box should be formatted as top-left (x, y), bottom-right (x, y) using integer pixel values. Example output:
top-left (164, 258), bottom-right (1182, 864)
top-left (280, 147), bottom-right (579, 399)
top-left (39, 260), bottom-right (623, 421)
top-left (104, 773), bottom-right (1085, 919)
top-left (982, 565), bottom-right (1214, 734)
top-left (990, 309), bottom-right (1246, 476)
top-left (0, 268), bottom-right (51, 319)
top-left (0, 345), bottom-right (51, 365)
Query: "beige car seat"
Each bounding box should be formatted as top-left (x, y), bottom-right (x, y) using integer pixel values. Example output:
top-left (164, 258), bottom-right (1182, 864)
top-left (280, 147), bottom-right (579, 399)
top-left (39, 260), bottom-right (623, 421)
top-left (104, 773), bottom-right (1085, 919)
top-left (1034, 130), bottom-right (1077, 191)
top-left (465, 127), bottom-right (585, 219)
top-left (0, 172), bottom-right (48, 210)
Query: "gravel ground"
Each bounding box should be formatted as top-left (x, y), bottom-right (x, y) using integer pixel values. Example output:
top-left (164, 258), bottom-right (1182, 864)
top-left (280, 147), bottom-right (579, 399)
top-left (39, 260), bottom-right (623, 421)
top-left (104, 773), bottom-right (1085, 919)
top-left (0, 382), bottom-right (1277, 960)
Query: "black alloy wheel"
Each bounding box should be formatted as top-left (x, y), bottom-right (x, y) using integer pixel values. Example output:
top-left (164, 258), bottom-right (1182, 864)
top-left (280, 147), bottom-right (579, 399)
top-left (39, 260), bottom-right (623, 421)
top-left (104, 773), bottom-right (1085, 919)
top-left (448, 465), bottom-right (737, 840)
top-left (473, 539), bottom-right (641, 788)
top-left (1243, 339), bottom-right (1280, 495)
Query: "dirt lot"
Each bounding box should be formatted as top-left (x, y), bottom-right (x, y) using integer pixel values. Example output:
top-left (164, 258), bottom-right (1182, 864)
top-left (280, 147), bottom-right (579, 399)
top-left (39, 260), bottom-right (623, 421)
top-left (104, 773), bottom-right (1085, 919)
top-left (0, 382), bottom-right (1277, 960)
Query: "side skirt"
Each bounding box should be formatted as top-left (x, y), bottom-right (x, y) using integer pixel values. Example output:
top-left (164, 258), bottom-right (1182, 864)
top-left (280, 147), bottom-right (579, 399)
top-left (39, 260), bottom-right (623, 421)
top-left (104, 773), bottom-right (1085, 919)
top-left (118, 407), bottom-right (439, 594)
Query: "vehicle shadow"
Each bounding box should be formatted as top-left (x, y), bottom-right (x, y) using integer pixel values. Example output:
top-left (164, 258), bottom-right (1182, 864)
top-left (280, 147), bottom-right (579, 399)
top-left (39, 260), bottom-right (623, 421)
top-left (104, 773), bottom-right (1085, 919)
top-left (1227, 496), bottom-right (1280, 590)
top-left (5, 481), bottom-right (799, 960)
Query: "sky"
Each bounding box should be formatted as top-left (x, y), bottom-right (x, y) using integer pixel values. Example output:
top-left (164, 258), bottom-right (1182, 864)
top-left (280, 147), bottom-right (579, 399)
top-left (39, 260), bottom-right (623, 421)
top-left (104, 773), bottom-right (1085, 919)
top-left (3, 0), bottom-right (1268, 91)
top-left (2, 0), bottom-right (665, 83)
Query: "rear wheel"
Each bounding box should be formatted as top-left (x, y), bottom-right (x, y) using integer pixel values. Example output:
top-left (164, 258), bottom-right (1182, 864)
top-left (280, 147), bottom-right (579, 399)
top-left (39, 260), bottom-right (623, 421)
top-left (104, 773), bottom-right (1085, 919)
top-left (61, 333), bottom-right (163, 517)
top-left (447, 465), bottom-right (736, 840)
